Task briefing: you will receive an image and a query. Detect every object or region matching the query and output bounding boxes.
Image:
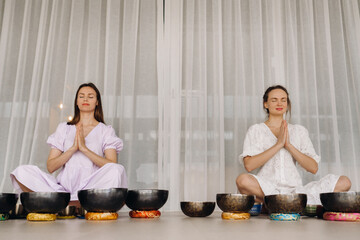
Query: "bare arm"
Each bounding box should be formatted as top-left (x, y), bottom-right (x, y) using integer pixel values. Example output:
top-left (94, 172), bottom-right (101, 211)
top-left (47, 147), bottom-right (77, 173)
top-left (243, 143), bottom-right (282, 172)
top-left (285, 138), bottom-right (318, 174)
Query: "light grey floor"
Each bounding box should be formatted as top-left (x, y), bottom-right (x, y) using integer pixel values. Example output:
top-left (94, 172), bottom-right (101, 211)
top-left (1, 212), bottom-right (360, 240)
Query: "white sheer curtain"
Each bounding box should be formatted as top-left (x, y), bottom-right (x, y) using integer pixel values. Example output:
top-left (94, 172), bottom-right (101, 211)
top-left (161, 0), bottom-right (360, 210)
top-left (1, 0), bottom-right (360, 211)
top-left (0, 0), bottom-right (160, 196)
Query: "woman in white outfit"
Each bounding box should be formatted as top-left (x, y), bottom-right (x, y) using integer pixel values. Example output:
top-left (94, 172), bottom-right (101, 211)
top-left (236, 85), bottom-right (351, 204)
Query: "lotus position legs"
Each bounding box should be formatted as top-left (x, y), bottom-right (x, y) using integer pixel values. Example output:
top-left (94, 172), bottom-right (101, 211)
top-left (236, 174), bottom-right (351, 203)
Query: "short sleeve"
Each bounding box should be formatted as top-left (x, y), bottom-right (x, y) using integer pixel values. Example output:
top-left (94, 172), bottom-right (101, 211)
top-left (239, 124), bottom-right (264, 165)
top-left (102, 125), bottom-right (123, 153)
top-left (297, 125), bottom-right (321, 163)
top-left (46, 122), bottom-right (67, 152)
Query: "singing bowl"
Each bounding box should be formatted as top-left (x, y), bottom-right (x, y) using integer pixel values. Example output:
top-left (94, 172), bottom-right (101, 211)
top-left (216, 194), bottom-right (255, 213)
top-left (125, 189), bottom-right (169, 211)
top-left (264, 194), bottom-right (307, 214)
top-left (180, 201), bottom-right (215, 217)
top-left (58, 205), bottom-right (77, 216)
top-left (9, 204), bottom-right (28, 219)
top-left (303, 204), bottom-right (319, 217)
top-left (20, 192), bottom-right (70, 214)
top-left (0, 193), bottom-right (18, 214)
top-left (78, 188), bottom-right (128, 212)
top-left (77, 207), bottom-right (88, 217)
top-left (320, 192), bottom-right (360, 213)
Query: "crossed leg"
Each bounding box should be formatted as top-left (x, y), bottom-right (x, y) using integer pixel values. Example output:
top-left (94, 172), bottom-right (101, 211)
top-left (236, 173), bottom-right (265, 203)
top-left (333, 175), bottom-right (351, 192)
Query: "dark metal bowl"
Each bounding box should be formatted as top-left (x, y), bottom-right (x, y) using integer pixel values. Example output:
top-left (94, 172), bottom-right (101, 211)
top-left (20, 192), bottom-right (70, 213)
top-left (78, 188), bottom-right (128, 212)
top-left (264, 194), bottom-right (307, 214)
top-left (77, 207), bottom-right (87, 217)
top-left (9, 204), bottom-right (28, 219)
top-left (216, 194), bottom-right (255, 213)
top-left (180, 201), bottom-right (215, 217)
top-left (0, 193), bottom-right (18, 214)
top-left (58, 205), bottom-right (77, 216)
top-left (125, 189), bottom-right (169, 211)
top-left (320, 192), bottom-right (360, 213)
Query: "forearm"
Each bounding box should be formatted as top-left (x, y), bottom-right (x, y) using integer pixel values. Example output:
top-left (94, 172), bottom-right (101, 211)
top-left (80, 148), bottom-right (116, 167)
top-left (244, 143), bottom-right (283, 172)
top-left (47, 148), bottom-right (76, 173)
top-left (286, 144), bottom-right (318, 174)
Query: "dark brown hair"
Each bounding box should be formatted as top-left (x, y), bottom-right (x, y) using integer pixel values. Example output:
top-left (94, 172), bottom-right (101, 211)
top-left (263, 85), bottom-right (291, 118)
top-left (67, 83), bottom-right (105, 125)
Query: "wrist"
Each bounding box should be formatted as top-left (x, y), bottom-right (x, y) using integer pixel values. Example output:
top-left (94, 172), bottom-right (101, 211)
top-left (80, 146), bottom-right (90, 154)
top-left (274, 142), bottom-right (283, 150)
top-left (285, 143), bottom-right (293, 150)
top-left (68, 147), bottom-right (77, 154)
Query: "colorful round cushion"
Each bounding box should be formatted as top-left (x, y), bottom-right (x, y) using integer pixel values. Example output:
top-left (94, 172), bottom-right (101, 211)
top-left (0, 213), bottom-right (9, 221)
top-left (221, 212), bottom-right (250, 220)
top-left (323, 212), bottom-right (360, 222)
top-left (129, 210), bottom-right (161, 218)
top-left (249, 203), bottom-right (262, 216)
top-left (85, 212), bottom-right (118, 220)
top-left (269, 213), bottom-right (300, 221)
top-left (27, 213), bottom-right (56, 221)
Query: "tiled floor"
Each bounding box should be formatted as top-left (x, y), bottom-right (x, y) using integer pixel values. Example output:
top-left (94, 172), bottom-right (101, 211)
top-left (1, 212), bottom-right (360, 240)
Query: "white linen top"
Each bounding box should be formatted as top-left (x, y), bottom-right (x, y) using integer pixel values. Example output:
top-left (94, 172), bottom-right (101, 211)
top-left (240, 123), bottom-right (320, 189)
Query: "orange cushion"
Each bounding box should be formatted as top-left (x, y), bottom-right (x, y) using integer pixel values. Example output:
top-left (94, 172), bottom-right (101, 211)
top-left (221, 212), bottom-right (250, 220)
top-left (129, 210), bottom-right (161, 218)
top-left (85, 212), bottom-right (118, 220)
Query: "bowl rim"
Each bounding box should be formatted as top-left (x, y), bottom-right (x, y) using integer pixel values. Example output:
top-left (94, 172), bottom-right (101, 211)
top-left (20, 192), bottom-right (70, 197)
top-left (265, 193), bottom-right (307, 198)
top-left (180, 201), bottom-right (216, 204)
top-left (320, 191), bottom-right (360, 196)
top-left (78, 187), bottom-right (128, 194)
top-left (127, 189), bottom-right (169, 192)
top-left (0, 193), bottom-right (18, 196)
top-left (216, 193), bottom-right (255, 197)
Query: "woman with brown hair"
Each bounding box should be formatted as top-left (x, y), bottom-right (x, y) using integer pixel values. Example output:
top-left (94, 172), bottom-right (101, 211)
top-left (10, 83), bottom-right (127, 203)
top-left (236, 85), bottom-right (351, 204)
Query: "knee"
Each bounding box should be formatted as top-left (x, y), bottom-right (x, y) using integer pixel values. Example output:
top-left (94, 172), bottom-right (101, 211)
top-left (12, 165), bottom-right (38, 175)
top-left (337, 176), bottom-right (351, 191)
top-left (103, 163), bottom-right (126, 175)
top-left (334, 175), bottom-right (352, 192)
top-left (236, 174), bottom-right (251, 190)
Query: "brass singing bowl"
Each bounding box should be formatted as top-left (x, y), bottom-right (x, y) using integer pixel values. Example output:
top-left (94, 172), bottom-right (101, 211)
top-left (125, 189), bottom-right (169, 211)
top-left (264, 194), bottom-right (307, 214)
top-left (320, 192), bottom-right (360, 213)
top-left (9, 203), bottom-right (28, 219)
top-left (0, 193), bottom-right (18, 214)
top-left (20, 192), bottom-right (70, 214)
top-left (216, 194), bottom-right (255, 213)
top-left (58, 205), bottom-right (77, 216)
top-left (78, 188), bottom-right (128, 212)
top-left (180, 201), bottom-right (215, 217)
